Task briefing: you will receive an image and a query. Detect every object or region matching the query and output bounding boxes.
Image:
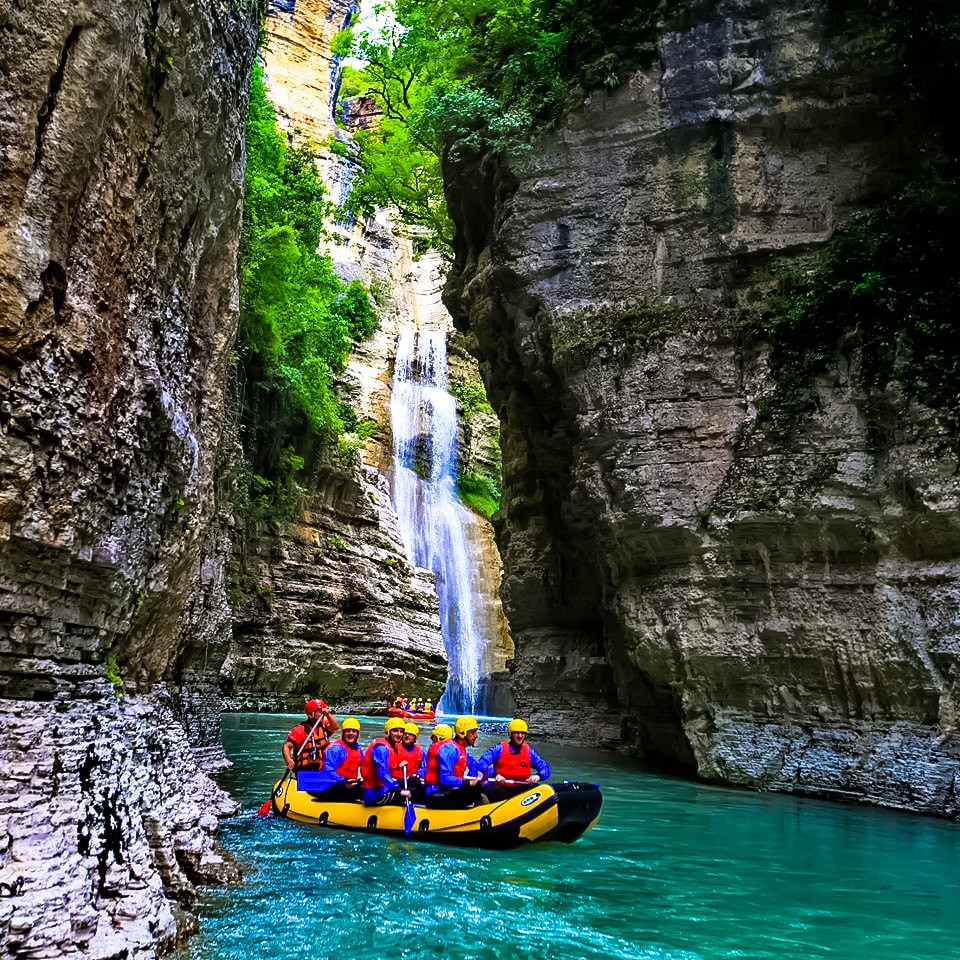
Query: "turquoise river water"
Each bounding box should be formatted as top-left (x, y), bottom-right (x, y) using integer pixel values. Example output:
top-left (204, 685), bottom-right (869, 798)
top-left (174, 713), bottom-right (960, 960)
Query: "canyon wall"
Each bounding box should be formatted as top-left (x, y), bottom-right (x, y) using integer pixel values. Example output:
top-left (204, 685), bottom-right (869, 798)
top-left (224, 1), bottom-right (512, 713)
top-left (0, 0), bottom-right (257, 955)
top-left (224, 236), bottom-right (451, 713)
top-left (444, 0), bottom-right (960, 815)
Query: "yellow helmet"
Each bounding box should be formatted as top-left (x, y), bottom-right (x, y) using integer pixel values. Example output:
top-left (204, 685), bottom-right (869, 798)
top-left (404, 722), bottom-right (420, 735)
top-left (454, 716), bottom-right (479, 737)
top-left (432, 724), bottom-right (453, 741)
top-left (385, 717), bottom-right (406, 733)
top-left (341, 717), bottom-right (361, 732)
top-left (508, 718), bottom-right (528, 734)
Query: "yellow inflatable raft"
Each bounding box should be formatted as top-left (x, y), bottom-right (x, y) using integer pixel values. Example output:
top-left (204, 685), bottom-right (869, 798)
top-left (268, 778), bottom-right (602, 849)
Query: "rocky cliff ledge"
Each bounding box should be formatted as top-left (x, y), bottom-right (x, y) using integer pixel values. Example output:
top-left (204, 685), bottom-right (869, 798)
top-left (0, 0), bottom-right (257, 954)
top-left (444, 0), bottom-right (960, 816)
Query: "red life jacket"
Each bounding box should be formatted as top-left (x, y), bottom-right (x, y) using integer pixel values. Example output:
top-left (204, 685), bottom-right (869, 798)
top-left (290, 721), bottom-right (330, 770)
top-left (331, 739), bottom-right (362, 779)
top-left (361, 737), bottom-right (399, 790)
top-left (392, 743), bottom-right (423, 781)
top-left (495, 741), bottom-right (532, 780)
top-left (450, 740), bottom-right (468, 778)
top-left (424, 741), bottom-right (443, 786)
top-left (424, 740), bottom-right (465, 785)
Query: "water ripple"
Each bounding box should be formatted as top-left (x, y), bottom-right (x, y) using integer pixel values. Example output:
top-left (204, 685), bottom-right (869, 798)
top-left (174, 715), bottom-right (960, 960)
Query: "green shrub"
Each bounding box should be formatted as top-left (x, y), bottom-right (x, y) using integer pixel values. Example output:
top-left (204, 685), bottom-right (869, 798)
top-left (237, 62), bottom-right (384, 517)
top-left (105, 658), bottom-right (124, 700)
top-left (457, 470), bottom-right (501, 518)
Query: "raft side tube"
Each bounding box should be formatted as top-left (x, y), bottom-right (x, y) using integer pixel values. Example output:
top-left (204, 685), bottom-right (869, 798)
top-left (268, 779), bottom-right (602, 849)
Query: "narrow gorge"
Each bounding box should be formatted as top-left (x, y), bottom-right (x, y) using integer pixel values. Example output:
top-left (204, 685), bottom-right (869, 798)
top-left (1, 0), bottom-right (511, 953)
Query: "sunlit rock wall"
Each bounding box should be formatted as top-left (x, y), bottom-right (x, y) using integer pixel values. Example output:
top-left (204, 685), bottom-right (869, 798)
top-left (0, 0), bottom-right (257, 954)
top-left (261, 0), bottom-right (355, 146)
top-left (444, 0), bottom-right (960, 815)
top-left (225, 1), bottom-right (512, 713)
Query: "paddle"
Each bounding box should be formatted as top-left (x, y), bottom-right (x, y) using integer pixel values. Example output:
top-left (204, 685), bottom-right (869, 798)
top-left (400, 762), bottom-right (416, 834)
top-left (257, 714), bottom-right (325, 816)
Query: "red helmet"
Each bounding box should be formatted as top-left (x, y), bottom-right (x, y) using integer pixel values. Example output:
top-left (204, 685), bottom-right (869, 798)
top-left (305, 699), bottom-right (327, 713)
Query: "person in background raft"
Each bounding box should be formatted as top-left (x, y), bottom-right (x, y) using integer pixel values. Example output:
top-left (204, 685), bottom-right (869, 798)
top-left (299, 717), bottom-right (364, 800)
top-left (361, 717), bottom-right (411, 806)
top-left (424, 716), bottom-right (486, 808)
top-left (477, 718), bottom-right (551, 799)
top-left (283, 699), bottom-right (340, 773)
top-left (395, 721), bottom-right (426, 802)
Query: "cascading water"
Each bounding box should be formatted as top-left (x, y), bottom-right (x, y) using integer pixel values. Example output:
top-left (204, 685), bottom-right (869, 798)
top-left (391, 328), bottom-right (486, 714)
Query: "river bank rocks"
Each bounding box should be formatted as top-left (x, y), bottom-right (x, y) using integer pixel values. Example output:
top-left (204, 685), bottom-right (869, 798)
top-left (0, 0), bottom-right (258, 953)
top-left (0, 695), bottom-right (240, 959)
top-left (443, 0), bottom-right (960, 815)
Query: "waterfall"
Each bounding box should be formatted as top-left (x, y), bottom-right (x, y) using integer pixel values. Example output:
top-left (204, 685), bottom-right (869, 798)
top-left (391, 328), bottom-right (486, 713)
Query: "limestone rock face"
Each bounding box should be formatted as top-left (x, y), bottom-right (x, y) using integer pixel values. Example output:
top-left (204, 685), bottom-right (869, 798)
top-left (261, 0), bottom-right (355, 146)
top-left (0, 695), bottom-right (241, 959)
top-left (444, 0), bottom-right (960, 815)
top-left (224, 457), bottom-right (448, 712)
top-left (0, 0), bottom-right (257, 953)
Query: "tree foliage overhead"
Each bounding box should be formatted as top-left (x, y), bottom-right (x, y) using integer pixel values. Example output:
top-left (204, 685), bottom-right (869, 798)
top-left (339, 0), bottom-right (960, 259)
top-left (338, 0), bottom-right (668, 254)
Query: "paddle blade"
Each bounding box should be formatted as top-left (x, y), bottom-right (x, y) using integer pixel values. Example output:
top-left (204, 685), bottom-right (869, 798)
top-left (257, 797), bottom-right (273, 817)
top-left (403, 800), bottom-right (416, 835)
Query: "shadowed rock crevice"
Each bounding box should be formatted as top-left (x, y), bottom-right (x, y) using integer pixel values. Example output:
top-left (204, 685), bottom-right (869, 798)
top-left (33, 25), bottom-right (84, 170)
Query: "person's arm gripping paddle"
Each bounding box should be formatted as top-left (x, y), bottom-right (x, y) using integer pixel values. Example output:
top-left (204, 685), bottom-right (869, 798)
top-left (257, 714), bottom-right (325, 816)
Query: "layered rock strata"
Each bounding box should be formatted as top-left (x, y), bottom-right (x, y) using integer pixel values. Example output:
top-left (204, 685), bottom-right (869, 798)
top-left (444, 0), bottom-right (960, 814)
top-left (261, 0), bottom-right (356, 148)
top-left (0, 0), bottom-right (257, 953)
top-left (0, 694), bottom-right (240, 958)
top-left (224, 455), bottom-right (448, 713)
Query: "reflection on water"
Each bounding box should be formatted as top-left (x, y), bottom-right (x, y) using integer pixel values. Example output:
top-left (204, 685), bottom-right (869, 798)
top-left (175, 714), bottom-right (960, 960)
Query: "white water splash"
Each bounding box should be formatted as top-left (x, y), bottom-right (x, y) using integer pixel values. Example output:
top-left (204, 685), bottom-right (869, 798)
top-left (391, 328), bottom-right (486, 712)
